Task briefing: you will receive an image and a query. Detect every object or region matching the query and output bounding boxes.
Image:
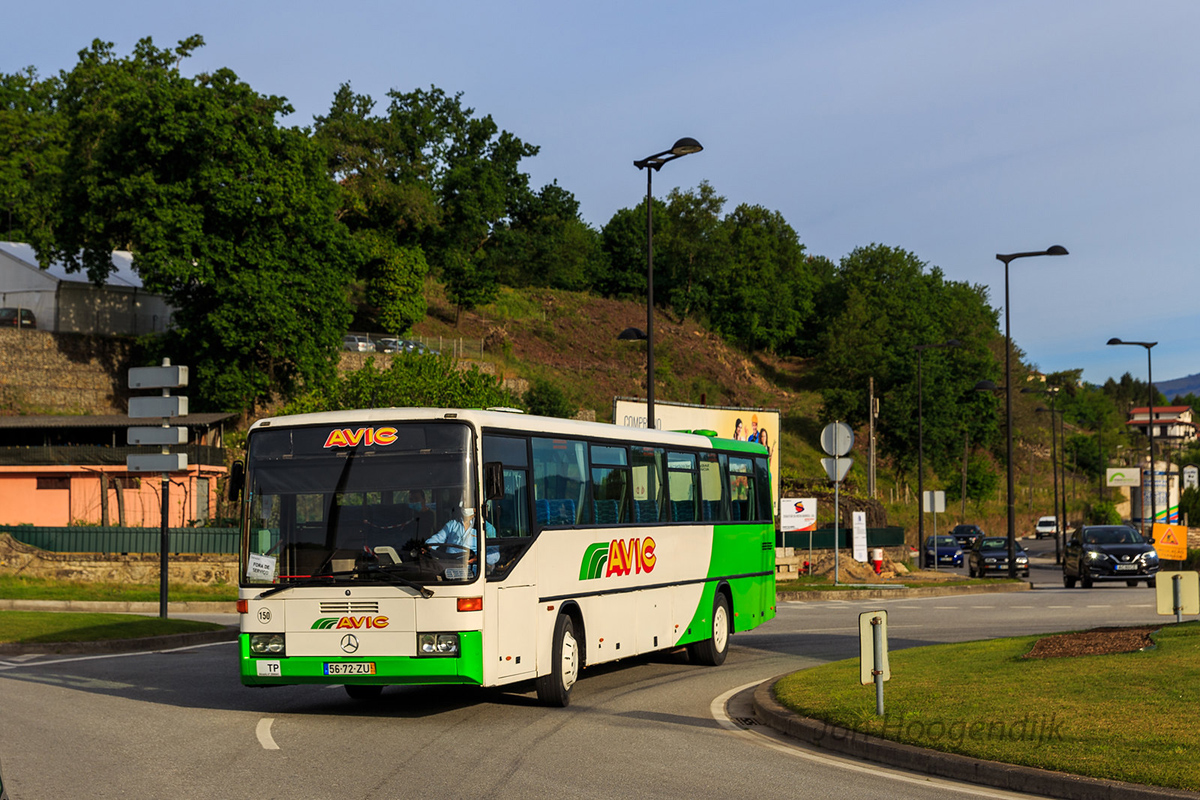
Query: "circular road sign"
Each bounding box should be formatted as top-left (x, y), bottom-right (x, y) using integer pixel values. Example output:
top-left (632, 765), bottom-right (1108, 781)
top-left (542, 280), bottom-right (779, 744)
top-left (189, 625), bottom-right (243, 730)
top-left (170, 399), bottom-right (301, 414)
top-left (820, 421), bottom-right (854, 457)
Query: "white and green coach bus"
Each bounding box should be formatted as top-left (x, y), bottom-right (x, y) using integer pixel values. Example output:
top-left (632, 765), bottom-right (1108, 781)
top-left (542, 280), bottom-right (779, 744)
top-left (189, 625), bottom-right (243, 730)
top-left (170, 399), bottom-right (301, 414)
top-left (232, 408), bottom-right (776, 706)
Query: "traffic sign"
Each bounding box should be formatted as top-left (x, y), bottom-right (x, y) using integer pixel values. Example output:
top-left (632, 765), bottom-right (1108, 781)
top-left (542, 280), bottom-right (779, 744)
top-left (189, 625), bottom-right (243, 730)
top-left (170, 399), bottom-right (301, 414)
top-left (128, 365), bottom-right (188, 389)
top-left (126, 453), bottom-right (188, 473)
top-left (127, 426), bottom-right (188, 446)
top-left (820, 421), bottom-right (854, 456)
top-left (129, 395), bottom-right (188, 418)
top-left (1153, 522), bottom-right (1187, 561)
top-left (822, 456), bottom-right (853, 482)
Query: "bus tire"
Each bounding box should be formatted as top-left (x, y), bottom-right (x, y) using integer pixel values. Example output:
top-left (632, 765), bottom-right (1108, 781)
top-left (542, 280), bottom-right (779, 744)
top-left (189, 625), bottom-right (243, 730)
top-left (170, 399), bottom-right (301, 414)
top-left (536, 614), bottom-right (580, 707)
top-left (688, 593), bottom-right (730, 667)
top-left (344, 684), bottom-right (383, 701)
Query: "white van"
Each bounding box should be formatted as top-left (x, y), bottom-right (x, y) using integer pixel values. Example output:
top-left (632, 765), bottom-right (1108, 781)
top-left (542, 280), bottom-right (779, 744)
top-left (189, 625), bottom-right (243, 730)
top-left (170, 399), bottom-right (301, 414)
top-left (1035, 515), bottom-right (1058, 539)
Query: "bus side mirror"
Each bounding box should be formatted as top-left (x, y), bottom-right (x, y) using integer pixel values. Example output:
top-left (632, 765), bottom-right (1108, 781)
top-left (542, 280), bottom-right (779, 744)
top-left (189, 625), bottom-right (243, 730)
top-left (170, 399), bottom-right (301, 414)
top-left (484, 462), bottom-right (504, 501)
top-left (228, 461), bottom-right (244, 502)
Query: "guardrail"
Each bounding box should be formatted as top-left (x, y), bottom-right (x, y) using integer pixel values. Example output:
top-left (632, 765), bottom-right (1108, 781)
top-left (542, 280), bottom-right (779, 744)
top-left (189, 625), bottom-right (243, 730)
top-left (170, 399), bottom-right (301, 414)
top-left (1, 525), bottom-right (238, 554)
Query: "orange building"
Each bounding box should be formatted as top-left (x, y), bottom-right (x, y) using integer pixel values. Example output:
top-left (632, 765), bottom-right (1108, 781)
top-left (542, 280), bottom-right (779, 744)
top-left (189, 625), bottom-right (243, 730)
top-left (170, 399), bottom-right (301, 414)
top-left (0, 414), bottom-right (233, 527)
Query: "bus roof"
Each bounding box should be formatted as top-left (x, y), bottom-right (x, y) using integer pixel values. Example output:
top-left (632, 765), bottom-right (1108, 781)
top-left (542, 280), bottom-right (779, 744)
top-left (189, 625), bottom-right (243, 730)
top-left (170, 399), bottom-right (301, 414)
top-left (248, 407), bottom-right (768, 454)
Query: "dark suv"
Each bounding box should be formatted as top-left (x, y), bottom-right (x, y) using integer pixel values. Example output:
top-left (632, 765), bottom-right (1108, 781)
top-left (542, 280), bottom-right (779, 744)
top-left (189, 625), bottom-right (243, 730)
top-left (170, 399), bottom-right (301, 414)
top-left (950, 524), bottom-right (984, 549)
top-left (0, 306), bottom-right (36, 328)
top-left (1062, 525), bottom-right (1159, 588)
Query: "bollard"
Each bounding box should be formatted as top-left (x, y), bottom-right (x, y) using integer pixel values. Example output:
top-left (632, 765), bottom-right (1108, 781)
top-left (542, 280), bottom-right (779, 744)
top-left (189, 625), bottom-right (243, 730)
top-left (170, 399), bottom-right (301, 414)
top-left (872, 548), bottom-right (883, 575)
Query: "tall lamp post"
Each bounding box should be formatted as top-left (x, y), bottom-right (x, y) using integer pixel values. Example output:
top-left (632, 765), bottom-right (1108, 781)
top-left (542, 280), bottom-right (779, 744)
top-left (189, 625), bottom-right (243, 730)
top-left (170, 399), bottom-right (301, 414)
top-left (914, 339), bottom-right (960, 567)
top-left (1024, 385), bottom-right (1064, 562)
top-left (994, 246), bottom-right (1068, 577)
top-left (630, 137), bottom-right (703, 429)
top-left (1107, 338), bottom-right (1157, 534)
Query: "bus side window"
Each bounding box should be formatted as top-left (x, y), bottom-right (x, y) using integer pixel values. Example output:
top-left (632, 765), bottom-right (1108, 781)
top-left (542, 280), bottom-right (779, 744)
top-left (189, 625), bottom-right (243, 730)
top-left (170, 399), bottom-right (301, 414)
top-left (631, 446), bottom-right (664, 523)
top-left (666, 451), bottom-right (698, 523)
top-left (700, 452), bottom-right (727, 521)
top-left (727, 456), bottom-right (755, 522)
top-left (590, 444), bottom-right (630, 525)
top-left (755, 456), bottom-right (773, 522)
top-left (531, 437), bottom-right (588, 529)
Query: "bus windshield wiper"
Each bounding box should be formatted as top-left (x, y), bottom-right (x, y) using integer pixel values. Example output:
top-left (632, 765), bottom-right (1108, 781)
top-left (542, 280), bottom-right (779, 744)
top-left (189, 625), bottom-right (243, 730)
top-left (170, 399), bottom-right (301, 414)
top-left (360, 564), bottom-right (435, 598)
top-left (255, 566), bottom-right (434, 599)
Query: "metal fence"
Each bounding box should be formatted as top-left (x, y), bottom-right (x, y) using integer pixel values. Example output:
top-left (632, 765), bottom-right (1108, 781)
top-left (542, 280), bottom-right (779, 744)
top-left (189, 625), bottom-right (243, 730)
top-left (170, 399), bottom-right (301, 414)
top-left (0, 445), bottom-right (226, 467)
top-left (777, 525), bottom-right (906, 550)
top-left (1, 525), bottom-right (238, 554)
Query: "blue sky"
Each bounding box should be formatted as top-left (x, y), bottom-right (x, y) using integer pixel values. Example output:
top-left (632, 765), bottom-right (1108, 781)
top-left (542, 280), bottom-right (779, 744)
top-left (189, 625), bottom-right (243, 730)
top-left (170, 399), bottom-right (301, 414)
top-left (10, 1), bottom-right (1199, 386)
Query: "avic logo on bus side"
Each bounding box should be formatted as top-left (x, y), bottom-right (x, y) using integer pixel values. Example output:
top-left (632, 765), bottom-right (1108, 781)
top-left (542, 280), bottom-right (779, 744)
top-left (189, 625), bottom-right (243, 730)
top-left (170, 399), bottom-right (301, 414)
top-left (322, 427), bottom-right (398, 448)
top-left (312, 616), bottom-right (390, 630)
top-left (579, 538), bottom-right (656, 580)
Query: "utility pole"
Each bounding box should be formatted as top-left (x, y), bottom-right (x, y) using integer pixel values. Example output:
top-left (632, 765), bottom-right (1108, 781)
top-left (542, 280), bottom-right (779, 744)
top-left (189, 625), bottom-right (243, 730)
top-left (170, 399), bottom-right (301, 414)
top-left (868, 378), bottom-right (878, 499)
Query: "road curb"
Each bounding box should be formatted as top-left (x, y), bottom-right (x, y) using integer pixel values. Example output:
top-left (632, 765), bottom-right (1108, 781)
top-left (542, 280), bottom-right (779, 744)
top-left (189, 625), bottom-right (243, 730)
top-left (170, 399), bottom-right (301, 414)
top-left (752, 676), bottom-right (1199, 800)
top-left (0, 625), bottom-right (238, 656)
top-left (777, 581), bottom-right (1031, 602)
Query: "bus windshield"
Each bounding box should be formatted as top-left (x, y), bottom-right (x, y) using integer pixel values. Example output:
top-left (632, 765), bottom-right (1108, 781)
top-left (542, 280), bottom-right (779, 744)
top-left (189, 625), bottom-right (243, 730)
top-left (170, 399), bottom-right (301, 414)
top-left (241, 421), bottom-right (480, 587)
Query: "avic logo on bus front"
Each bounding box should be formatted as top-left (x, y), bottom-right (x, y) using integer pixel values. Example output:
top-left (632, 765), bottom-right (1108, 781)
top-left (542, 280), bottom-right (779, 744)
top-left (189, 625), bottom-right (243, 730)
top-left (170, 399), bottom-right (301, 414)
top-left (579, 538), bottom-right (657, 580)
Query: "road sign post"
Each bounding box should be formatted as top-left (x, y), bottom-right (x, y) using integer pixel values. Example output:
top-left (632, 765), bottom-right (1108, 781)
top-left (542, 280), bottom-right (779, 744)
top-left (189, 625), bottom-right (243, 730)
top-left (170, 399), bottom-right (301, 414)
top-left (859, 610), bottom-right (889, 716)
top-left (126, 360), bottom-right (188, 619)
top-left (820, 422), bottom-right (854, 586)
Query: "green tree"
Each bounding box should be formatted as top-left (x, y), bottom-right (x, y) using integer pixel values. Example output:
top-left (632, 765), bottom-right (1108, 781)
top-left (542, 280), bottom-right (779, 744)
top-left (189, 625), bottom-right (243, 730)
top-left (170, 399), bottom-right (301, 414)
top-left (522, 377), bottom-right (576, 418)
top-left (712, 203), bottom-right (812, 352)
top-left (360, 231), bottom-right (428, 335)
top-left (0, 67), bottom-right (64, 242)
top-left (283, 354), bottom-right (516, 414)
top-left (657, 181), bottom-right (728, 321)
top-left (484, 181), bottom-right (605, 291)
top-left (816, 244), bottom-right (1000, 479)
top-left (42, 36), bottom-right (354, 411)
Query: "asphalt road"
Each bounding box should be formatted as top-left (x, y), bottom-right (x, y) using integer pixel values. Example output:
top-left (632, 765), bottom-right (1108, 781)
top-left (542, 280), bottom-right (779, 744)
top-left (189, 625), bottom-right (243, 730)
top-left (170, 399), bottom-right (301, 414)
top-left (0, 539), bottom-right (1173, 800)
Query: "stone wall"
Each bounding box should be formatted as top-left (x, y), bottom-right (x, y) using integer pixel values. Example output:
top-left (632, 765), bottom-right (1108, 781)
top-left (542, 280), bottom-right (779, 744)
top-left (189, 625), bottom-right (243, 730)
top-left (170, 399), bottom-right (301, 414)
top-left (0, 533), bottom-right (236, 586)
top-left (0, 329), bottom-right (135, 414)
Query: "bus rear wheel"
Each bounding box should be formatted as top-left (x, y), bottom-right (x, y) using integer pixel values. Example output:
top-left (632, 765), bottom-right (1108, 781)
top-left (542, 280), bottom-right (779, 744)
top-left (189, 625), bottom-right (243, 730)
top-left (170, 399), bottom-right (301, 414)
top-left (536, 614), bottom-right (579, 707)
top-left (688, 594), bottom-right (730, 666)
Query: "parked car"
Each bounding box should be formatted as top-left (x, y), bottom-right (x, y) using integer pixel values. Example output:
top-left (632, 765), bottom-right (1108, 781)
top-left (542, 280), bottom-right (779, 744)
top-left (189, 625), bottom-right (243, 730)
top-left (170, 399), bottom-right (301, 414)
top-left (1062, 524), bottom-right (1159, 588)
top-left (342, 334), bottom-right (375, 352)
top-left (1034, 515), bottom-right (1058, 539)
top-left (923, 534), bottom-right (963, 568)
top-left (968, 536), bottom-right (1030, 578)
top-left (949, 523), bottom-right (984, 549)
top-left (0, 306), bottom-right (36, 328)
top-left (377, 337), bottom-right (406, 353)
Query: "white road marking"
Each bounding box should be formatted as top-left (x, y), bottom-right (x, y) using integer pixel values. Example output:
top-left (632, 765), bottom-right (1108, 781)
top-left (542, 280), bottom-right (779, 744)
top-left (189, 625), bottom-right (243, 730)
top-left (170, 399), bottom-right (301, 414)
top-left (0, 639), bottom-right (233, 671)
top-left (711, 682), bottom-right (1045, 798)
top-left (257, 718), bottom-right (280, 750)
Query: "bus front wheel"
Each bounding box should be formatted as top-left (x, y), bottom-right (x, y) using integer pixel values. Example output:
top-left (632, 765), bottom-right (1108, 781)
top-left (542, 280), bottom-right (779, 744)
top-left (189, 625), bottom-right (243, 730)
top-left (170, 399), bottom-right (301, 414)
top-left (536, 614), bottom-right (579, 707)
top-left (688, 594), bottom-right (730, 666)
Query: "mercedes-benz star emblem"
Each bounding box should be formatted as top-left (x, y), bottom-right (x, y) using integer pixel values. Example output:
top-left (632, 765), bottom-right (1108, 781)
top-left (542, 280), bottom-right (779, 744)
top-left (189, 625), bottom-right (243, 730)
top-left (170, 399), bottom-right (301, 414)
top-left (341, 634), bottom-right (359, 654)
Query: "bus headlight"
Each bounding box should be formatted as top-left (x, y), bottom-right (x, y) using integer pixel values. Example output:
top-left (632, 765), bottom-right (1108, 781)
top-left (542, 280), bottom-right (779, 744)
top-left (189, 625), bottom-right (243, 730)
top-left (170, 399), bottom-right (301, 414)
top-left (250, 633), bottom-right (286, 655)
top-left (417, 633), bottom-right (460, 656)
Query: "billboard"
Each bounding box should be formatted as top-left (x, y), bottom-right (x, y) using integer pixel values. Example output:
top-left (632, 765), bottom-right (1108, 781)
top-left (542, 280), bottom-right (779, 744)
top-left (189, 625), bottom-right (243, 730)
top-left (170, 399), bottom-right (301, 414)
top-left (612, 397), bottom-right (780, 505)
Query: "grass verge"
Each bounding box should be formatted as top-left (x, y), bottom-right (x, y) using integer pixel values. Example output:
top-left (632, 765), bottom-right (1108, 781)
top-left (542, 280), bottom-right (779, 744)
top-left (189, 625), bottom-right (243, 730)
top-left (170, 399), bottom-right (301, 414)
top-left (773, 621), bottom-right (1200, 791)
top-left (0, 610), bottom-right (226, 644)
top-left (0, 574), bottom-right (237, 603)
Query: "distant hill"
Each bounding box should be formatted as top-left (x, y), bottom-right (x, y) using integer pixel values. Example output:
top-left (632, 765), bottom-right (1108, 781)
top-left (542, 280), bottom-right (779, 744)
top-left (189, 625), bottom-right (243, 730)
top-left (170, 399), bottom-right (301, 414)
top-left (1157, 373), bottom-right (1200, 400)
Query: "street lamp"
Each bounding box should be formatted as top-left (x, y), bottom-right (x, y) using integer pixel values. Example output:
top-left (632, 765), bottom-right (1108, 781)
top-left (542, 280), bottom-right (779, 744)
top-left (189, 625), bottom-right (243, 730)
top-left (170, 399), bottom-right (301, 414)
top-left (994, 246), bottom-right (1068, 577)
top-left (1107, 337), bottom-right (1158, 535)
top-left (913, 338), bottom-right (961, 567)
top-left (1024, 385), bottom-right (1065, 562)
top-left (632, 137), bottom-right (703, 429)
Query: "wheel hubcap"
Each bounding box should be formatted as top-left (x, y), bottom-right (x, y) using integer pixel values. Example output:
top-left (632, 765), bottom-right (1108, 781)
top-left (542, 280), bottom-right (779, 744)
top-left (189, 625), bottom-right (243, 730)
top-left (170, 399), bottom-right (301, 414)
top-left (713, 605), bottom-right (729, 652)
top-left (561, 629), bottom-right (579, 690)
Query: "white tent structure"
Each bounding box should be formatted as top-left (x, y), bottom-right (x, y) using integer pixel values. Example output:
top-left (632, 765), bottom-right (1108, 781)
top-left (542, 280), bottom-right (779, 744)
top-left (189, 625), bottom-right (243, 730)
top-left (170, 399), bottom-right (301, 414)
top-left (0, 242), bottom-right (174, 335)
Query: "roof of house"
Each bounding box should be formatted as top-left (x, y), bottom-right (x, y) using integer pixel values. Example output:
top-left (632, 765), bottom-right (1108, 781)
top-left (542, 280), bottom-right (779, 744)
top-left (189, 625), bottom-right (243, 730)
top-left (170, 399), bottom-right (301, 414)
top-left (1128, 406), bottom-right (1192, 415)
top-left (0, 242), bottom-right (143, 288)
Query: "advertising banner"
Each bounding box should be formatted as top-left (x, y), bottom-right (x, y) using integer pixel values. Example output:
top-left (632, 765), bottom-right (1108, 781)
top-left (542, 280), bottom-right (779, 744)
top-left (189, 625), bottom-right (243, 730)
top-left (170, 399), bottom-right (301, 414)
top-left (780, 497), bottom-right (817, 531)
top-left (613, 398), bottom-right (781, 504)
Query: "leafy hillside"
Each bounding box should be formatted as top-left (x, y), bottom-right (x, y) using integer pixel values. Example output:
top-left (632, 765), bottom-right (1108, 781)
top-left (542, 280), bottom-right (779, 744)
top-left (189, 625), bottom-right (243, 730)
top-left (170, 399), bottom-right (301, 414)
top-left (411, 281), bottom-right (830, 487)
